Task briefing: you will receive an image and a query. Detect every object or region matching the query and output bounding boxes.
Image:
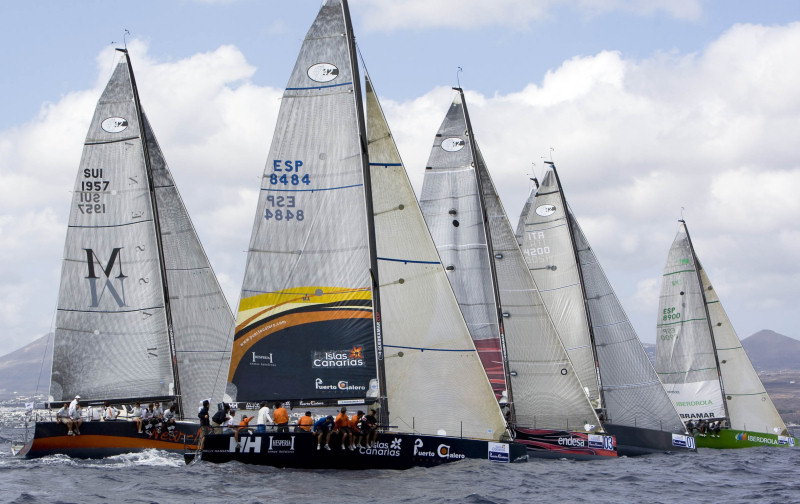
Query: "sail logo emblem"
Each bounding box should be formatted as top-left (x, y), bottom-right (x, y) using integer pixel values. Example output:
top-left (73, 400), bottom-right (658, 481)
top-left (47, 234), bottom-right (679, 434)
top-left (101, 117), bottom-right (129, 133)
top-left (84, 247), bottom-right (127, 308)
top-left (251, 352), bottom-right (275, 367)
top-left (441, 137), bottom-right (465, 152)
top-left (267, 436), bottom-right (296, 452)
top-left (535, 204), bottom-right (556, 217)
top-left (313, 348), bottom-right (364, 368)
top-left (307, 63), bottom-right (339, 83)
top-left (230, 435), bottom-right (262, 453)
top-left (314, 378), bottom-right (366, 392)
top-left (437, 444), bottom-right (465, 460)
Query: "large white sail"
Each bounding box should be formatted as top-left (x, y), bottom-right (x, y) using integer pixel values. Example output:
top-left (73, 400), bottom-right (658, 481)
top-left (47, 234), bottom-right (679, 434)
top-left (655, 223), bottom-right (726, 420)
top-left (366, 79), bottom-right (507, 440)
top-left (228, 0), bottom-right (376, 405)
top-left (52, 56), bottom-right (174, 402)
top-left (516, 169), bottom-right (600, 403)
top-left (418, 94), bottom-right (506, 398)
top-left (51, 52), bottom-right (232, 413)
top-left (476, 151), bottom-right (601, 430)
top-left (657, 222), bottom-right (787, 434)
top-left (569, 210), bottom-right (684, 432)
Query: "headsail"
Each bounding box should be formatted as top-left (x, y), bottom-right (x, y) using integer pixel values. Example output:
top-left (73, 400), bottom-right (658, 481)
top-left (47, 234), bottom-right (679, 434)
top-left (228, 0), bottom-right (377, 405)
top-left (51, 51), bottom-right (232, 414)
top-left (366, 78), bottom-right (507, 440)
top-left (568, 209), bottom-right (684, 432)
top-left (143, 115), bottom-right (234, 415)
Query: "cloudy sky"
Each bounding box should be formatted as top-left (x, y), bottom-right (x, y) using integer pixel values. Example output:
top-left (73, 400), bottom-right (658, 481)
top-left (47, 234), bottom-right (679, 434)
top-left (1, 0), bottom-right (799, 357)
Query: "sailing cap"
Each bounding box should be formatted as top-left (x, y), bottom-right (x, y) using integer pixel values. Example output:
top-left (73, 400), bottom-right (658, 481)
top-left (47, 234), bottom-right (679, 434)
top-left (75, 395), bottom-right (81, 399)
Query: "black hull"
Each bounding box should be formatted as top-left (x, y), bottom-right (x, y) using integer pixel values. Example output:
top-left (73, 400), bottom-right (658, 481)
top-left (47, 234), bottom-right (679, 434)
top-left (187, 431), bottom-right (528, 469)
top-left (604, 424), bottom-right (696, 456)
top-left (513, 428), bottom-right (617, 460)
top-left (16, 420), bottom-right (203, 459)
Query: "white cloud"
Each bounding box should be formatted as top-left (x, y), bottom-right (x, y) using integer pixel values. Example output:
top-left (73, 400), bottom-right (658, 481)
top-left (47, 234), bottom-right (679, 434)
top-left (354, 0), bottom-right (703, 30)
top-left (2, 21), bottom-right (800, 356)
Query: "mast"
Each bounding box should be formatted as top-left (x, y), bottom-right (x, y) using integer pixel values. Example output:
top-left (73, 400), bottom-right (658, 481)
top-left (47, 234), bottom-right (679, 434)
top-left (121, 48), bottom-right (183, 417)
top-left (455, 87), bottom-right (514, 421)
top-left (680, 219), bottom-right (730, 422)
top-left (341, 0), bottom-right (388, 425)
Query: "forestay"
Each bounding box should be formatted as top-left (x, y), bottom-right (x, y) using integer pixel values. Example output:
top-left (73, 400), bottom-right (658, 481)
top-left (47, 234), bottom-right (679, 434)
top-left (228, 0), bottom-right (376, 404)
top-left (366, 78), bottom-right (507, 439)
top-left (418, 94), bottom-right (506, 398)
top-left (477, 151), bottom-right (601, 430)
top-left (655, 223), bottom-right (726, 420)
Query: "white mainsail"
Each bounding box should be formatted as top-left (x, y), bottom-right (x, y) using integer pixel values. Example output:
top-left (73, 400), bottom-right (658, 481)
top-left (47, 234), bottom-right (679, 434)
top-left (228, 0), bottom-right (376, 405)
top-left (656, 222), bottom-right (727, 420)
top-left (418, 94), bottom-right (506, 397)
top-left (420, 92), bottom-right (601, 431)
top-left (657, 221), bottom-right (788, 434)
top-left (516, 169), bottom-right (599, 403)
top-left (366, 78), bottom-right (507, 440)
top-left (51, 51), bottom-right (233, 414)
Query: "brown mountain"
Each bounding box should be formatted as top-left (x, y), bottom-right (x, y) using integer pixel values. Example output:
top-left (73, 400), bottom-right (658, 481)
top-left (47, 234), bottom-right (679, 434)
top-left (0, 333), bottom-right (53, 401)
top-left (741, 329), bottom-right (800, 371)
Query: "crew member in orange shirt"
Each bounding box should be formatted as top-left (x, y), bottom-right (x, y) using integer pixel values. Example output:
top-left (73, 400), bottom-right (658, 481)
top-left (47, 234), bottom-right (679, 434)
top-left (273, 402), bottom-right (289, 432)
top-left (297, 411), bottom-right (314, 432)
top-left (334, 406), bottom-right (352, 450)
top-left (349, 410), bottom-right (364, 448)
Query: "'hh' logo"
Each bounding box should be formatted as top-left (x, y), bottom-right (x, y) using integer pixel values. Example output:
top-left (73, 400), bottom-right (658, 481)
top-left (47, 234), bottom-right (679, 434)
top-left (84, 248), bottom-right (127, 307)
top-left (230, 436), bottom-right (262, 453)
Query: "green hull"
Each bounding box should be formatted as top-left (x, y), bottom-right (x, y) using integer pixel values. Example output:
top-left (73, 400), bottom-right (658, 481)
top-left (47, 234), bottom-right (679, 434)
top-left (694, 429), bottom-right (797, 449)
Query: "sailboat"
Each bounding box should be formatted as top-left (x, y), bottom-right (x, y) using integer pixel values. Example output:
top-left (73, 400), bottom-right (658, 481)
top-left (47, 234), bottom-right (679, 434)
top-left (419, 90), bottom-right (618, 459)
top-left (15, 49), bottom-right (234, 459)
top-left (516, 162), bottom-right (694, 455)
top-left (190, 0), bottom-right (526, 469)
top-left (655, 219), bottom-right (797, 449)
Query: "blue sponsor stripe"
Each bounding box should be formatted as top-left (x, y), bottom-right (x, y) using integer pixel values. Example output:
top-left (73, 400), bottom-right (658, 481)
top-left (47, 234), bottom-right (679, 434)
top-left (369, 162), bottom-right (403, 167)
top-left (261, 183), bottom-right (363, 192)
top-left (286, 81), bottom-right (353, 91)
top-left (377, 257), bottom-right (440, 265)
top-left (385, 344), bottom-right (475, 352)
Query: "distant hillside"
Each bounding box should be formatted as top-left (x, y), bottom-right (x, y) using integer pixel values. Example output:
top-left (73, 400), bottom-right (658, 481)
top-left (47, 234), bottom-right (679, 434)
top-left (742, 330), bottom-right (800, 371)
top-left (641, 330), bottom-right (800, 371)
top-left (0, 334), bottom-right (52, 400)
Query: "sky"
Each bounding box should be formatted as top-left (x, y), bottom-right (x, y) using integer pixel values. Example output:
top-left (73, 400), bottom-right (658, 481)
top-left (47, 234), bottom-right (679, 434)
top-left (1, 0), bottom-right (799, 356)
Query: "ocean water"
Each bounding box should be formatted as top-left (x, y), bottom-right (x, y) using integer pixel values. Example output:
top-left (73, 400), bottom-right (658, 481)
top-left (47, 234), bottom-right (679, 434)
top-left (1, 425), bottom-right (799, 504)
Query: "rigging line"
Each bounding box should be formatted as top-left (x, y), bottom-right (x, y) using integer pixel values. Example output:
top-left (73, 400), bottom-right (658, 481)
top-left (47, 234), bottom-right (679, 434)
top-left (261, 183), bottom-right (363, 193)
top-left (286, 81), bottom-right (353, 91)
top-left (34, 308), bottom-right (58, 404)
top-left (376, 256), bottom-right (440, 265)
top-left (385, 344), bottom-right (475, 353)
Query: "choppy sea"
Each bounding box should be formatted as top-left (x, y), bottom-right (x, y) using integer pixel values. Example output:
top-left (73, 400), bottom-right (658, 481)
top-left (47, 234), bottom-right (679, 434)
top-left (1, 419), bottom-right (799, 504)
